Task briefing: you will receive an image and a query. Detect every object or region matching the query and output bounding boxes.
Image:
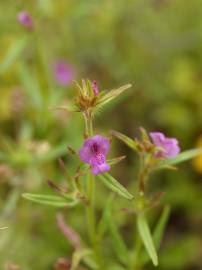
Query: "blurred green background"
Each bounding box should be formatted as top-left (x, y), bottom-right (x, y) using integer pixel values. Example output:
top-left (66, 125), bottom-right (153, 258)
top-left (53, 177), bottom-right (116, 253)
top-left (0, 0), bottom-right (202, 269)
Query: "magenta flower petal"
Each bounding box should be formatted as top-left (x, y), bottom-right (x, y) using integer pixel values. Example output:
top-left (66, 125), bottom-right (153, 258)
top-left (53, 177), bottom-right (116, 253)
top-left (150, 132), bottom-right (180, 158)
top-left (79, 135), bottom-right (110, 175)
top-left (17, 11), bottom-right (33, 29)
top-left (53, 61), bottom-right (74, 86)
top-left (92, 163), bottom-right (110, 175)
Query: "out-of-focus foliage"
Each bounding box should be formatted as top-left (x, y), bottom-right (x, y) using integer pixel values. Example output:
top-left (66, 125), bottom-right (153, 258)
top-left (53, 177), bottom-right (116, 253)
top-left (0, 0), bottom-right (202, 269)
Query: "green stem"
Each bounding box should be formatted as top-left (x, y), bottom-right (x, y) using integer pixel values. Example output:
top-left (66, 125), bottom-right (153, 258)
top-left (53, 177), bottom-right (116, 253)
top-left (132, 234), bottom-right (142, 270)
top-left (86, 171), bottom-right (95, 243)
top-left (84, 112), bottom-right (96, 244)
top-left (131, 155), bottom-right (148, 270)
top-left (84, 112), bottom-right (104, 269)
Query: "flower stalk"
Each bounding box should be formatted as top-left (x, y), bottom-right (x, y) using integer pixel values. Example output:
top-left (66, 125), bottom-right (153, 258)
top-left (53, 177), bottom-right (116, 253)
top-left (84, 111), bottom-right (93, 137)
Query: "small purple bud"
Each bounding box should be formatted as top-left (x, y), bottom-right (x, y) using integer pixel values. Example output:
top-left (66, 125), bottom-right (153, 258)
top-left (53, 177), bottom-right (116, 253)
top-left (53, 61), bottom-right (75, 86)
top-left (17, 11), bottom-right (33, 29)
top-left (92, 80), bottom-right (99, 96)
top-left (79, 135), bottom-right (110, 175)
top-left (150, 132), bottom-right (180, 158)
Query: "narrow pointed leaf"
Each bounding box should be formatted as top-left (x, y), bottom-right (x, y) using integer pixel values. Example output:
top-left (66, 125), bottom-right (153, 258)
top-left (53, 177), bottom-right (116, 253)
top-left (96, 84), bottom-right (132, 109)
top-left (1, 189), bottom-right (20, 218)
top-left (107, 209), bottom-right (130, 265)
top-left (137, 214), bottom-right (158, 266)
top-left (107, 156), bottom-right (126, 166)
top-left (153, 205), bottom-right (170, 248)
top-left (98, 194), bottom-right (114, 240)
top-left (98, 173), bottom-right (133, 200)
top-left (83, 256), bottom-right (98, 270)
top-left (111, 130), bottom-right (138, 151)
top-left (18, 63), bottom-right (43, 108)
top-left (22, 193), bottom-right (77, 207)
top-left (154, 164), bottom-right (177, 172)
top-left (156, 147), bottom-right (202, 168)
top-left (142, 205), bottom-right (170, 265)
top-left (54, 104), bottom-right (78, 112)
top-left (71, 249), bottom-right (93, 270)
top-left (98, 195), bottom-right (129, 265)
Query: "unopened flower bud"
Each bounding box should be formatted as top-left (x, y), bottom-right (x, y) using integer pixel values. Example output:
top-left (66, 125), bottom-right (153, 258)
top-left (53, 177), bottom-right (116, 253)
top-left (92, 80), bottom-right (99, 96)
top-left (17, 11), bottom-right (33, 29)
top-left (53, 61), bottom-right (75, 86)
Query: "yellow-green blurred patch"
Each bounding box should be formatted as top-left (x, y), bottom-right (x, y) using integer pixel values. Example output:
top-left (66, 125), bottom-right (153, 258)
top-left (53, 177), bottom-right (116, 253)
top-left (192, 136), bottom-right (202, 173)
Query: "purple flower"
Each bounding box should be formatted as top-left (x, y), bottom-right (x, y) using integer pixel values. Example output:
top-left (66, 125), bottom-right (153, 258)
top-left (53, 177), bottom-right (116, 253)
top-left (53, 61), bottom-right (75, 86)
top-left (79, 135), bottom-right (110, 175)
top-left (150, 132), bottom-right (180, 158)
top-left (92, 80), bottom-right (99, 96)
top-left (17, 11), bottom-right (33, 29)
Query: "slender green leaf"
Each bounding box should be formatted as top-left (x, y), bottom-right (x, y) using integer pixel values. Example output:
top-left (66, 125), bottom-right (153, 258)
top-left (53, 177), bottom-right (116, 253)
top-left (156, 147), bottom-right (202, 169)
top-left (71, 249), bottom-right (93, 270)
top-left (97, 195), bottom-right (129, 266)
top-left (96, 84), bottom-right (132, 109)
top-left (83, 254), bottom-right (98, 270)
top-left (111, 130), bottom-right (138, 151)
top-left (22, 193), bottom-right (77, 207)
top-left (107, 210), bottom-right (130, 265)
top-left (98, 173), bottom-right (133, 200)
top-left (137, 214), bottom-right (158, 266)
top-left (18, 63), bottom-right (43, 108)
top-left (54, 104), bottom-right (78, 112)
top-left (107, 156), bottom-right (126, 166)
top-left (0, 36), bottom-right (28, 74)
top-left (1, 189), bottom-right (20, 218)
top-left (97, 194), bottom-right (114, 239)
top-left (100, 84), bottom-right (132, 102)
top-left (142, 206), bottom-right (170, 265)
top-left (153, 205), bottom-right (170, 248)
top-left (0, 227), bottom-right (8, 230)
